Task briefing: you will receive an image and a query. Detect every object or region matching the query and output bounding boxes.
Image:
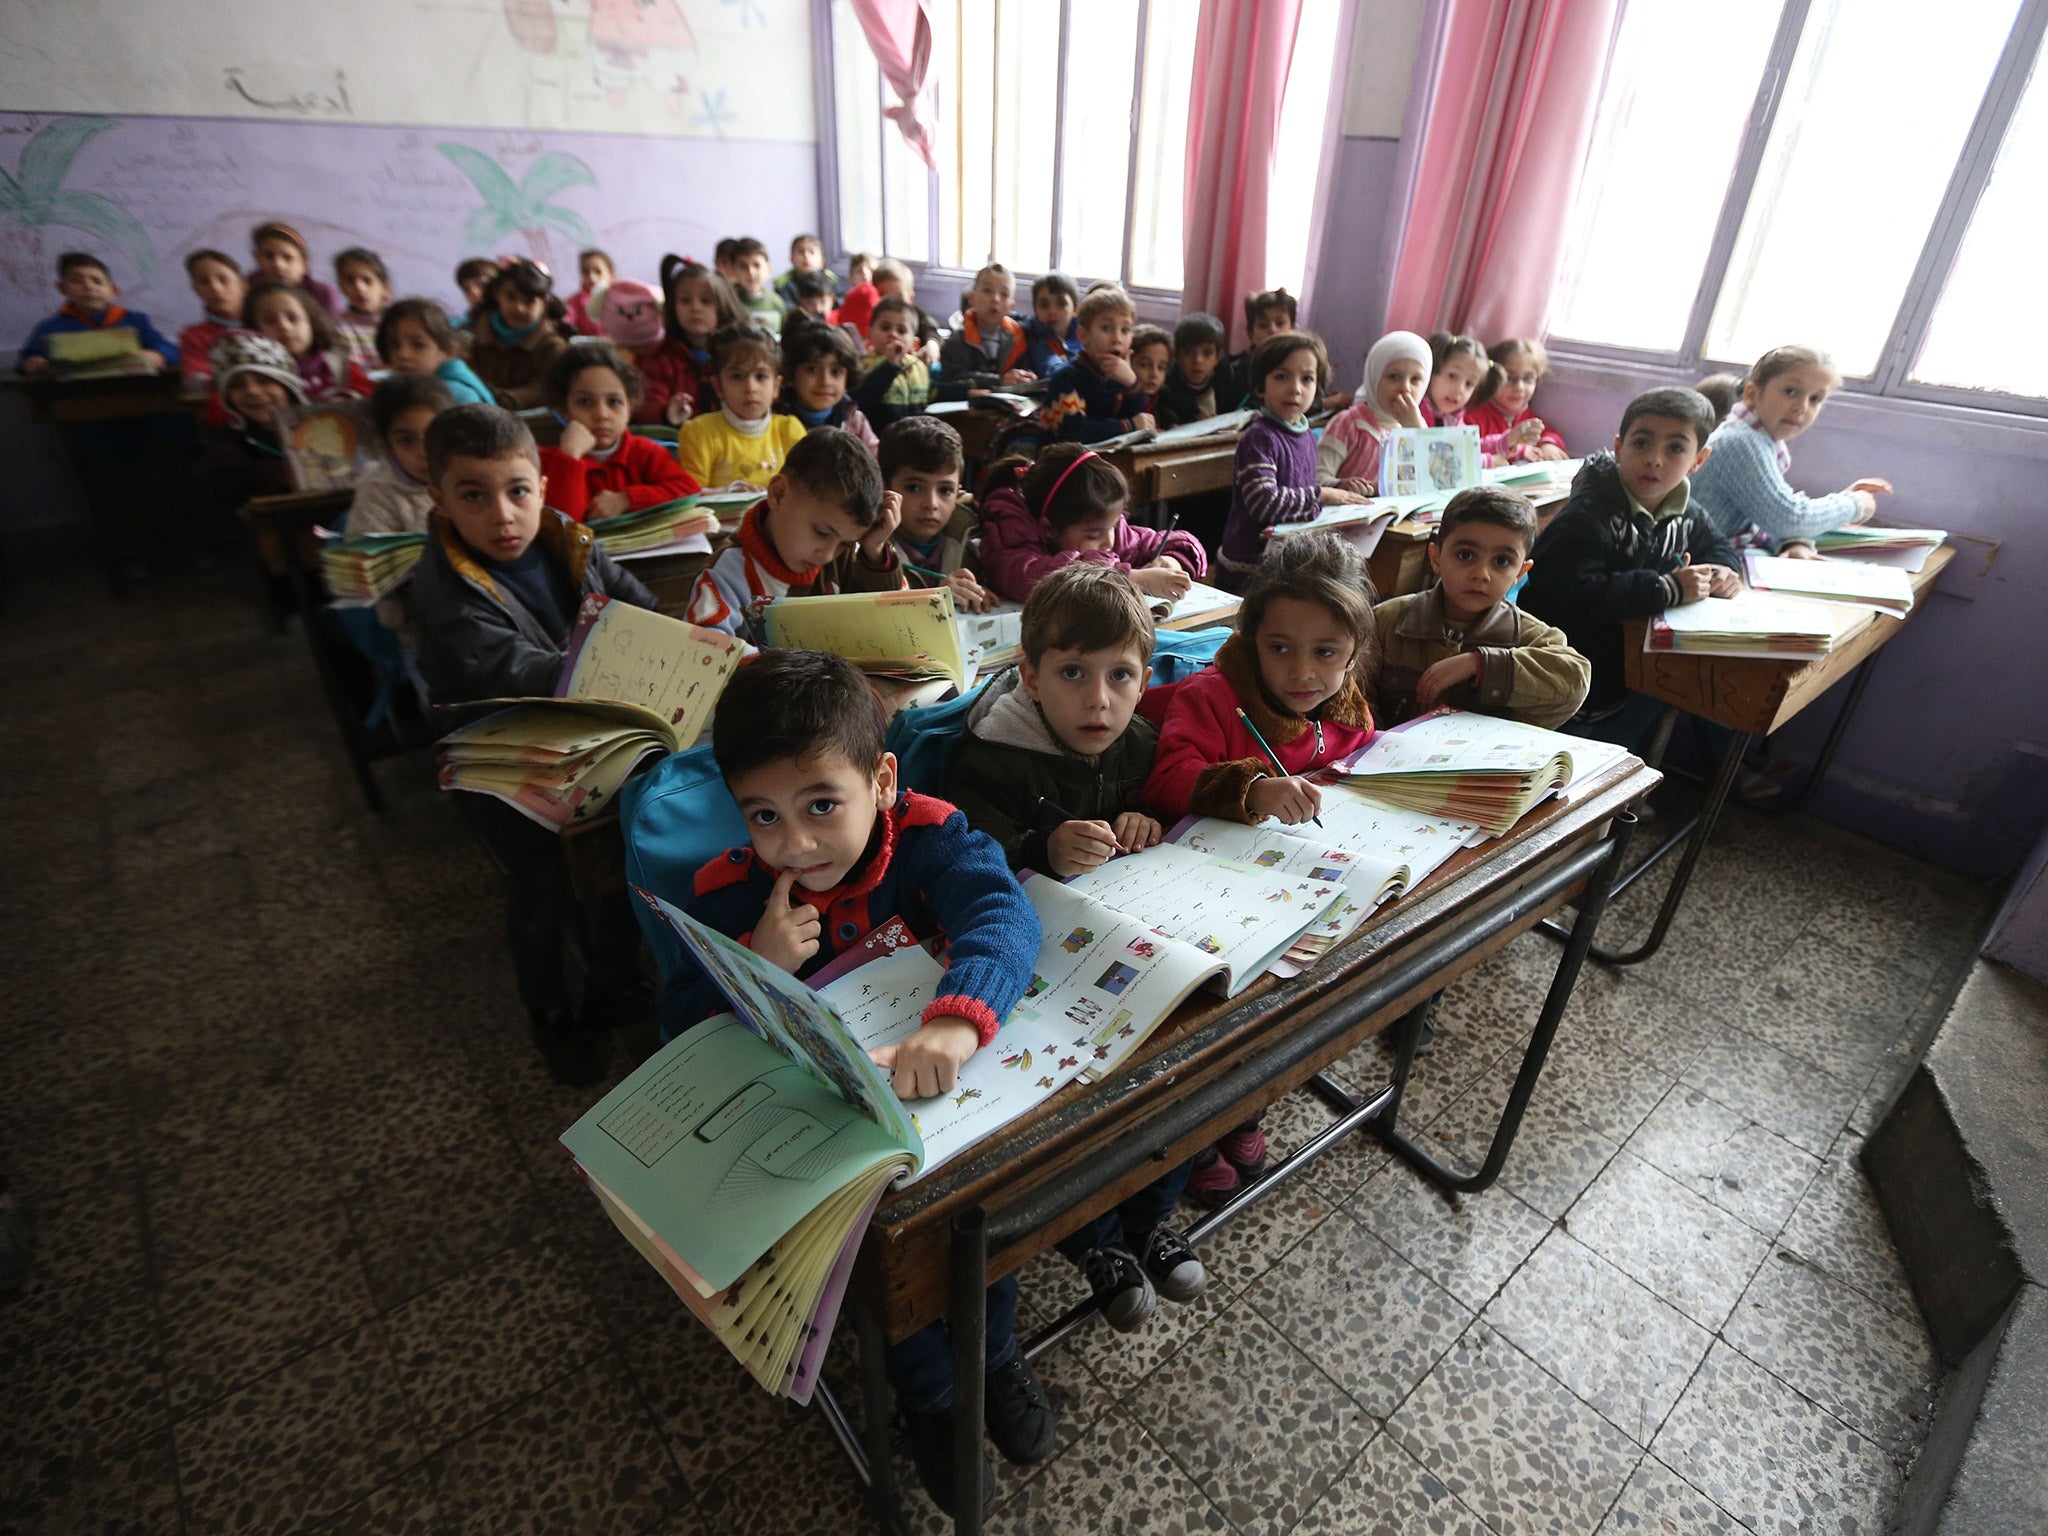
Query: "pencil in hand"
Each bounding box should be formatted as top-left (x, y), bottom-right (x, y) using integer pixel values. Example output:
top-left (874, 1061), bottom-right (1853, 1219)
top-left (1234, 707), bottom-right (1325, 828)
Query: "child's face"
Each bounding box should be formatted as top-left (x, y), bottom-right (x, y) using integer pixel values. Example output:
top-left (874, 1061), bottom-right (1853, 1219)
top-left (383, 403), bottom-right (437, 483)
top-left (1045, 504), bottom-right (1127, 554)
top-left (252, 291), bottom-right (315, 359)
top-left (797, 292), bottom-right (834, 320)
top-left (1079, 311), bottom-right (1133, 367)
top-left (969, 271), bottom-right (1014, 326)
top-left (58, 264), bottom-right (116, 313)
top-left (1255, 597), bottom-right (1356, 716)
top-left (1493, 354), bottom-right (1542, 418)
top-left (1022, 643), bottom-right (1147, 757)
top-left (431, 450), bottom-right (546, 563)
top-left (729, 747), bottom-right (897, 893)
top-left (791, 355), bottom-right (848, 412)
top-left (1260, 346), bottom-right (1320, 423)
top-left (1376, 357), bottom-right (1428, 420)
top-left (226, 374), bottom-right (290, 427)
top-left (337, 261), bottom-right (389, 316)
top-left (735, 252), bottom-right (773, 297)
top-left (850, 258), bottom-right (874, 286)
top-left (762, 475), bottom-right (869, 570)
top-left (384, 315), bottom-right (452, 374)
top-left (496, 285), bottom-right (546, 330)
top-left (716, 354), bottom-right (779, 420)
top-left (874, 273), bottom-right (909, 303)
top-left (1177, 342), bottom-right (1220, 388)
top-left (1744, 364), bottom-right (1835, 441)
top-left (672, 276), bottom-right (720, 342)
top-left (889, 462), bottom-right (961, 545)
top-left (564, 364), bottom-right (632, 450)
top-left (579, 253), bottom-right (613, 293)
top-left (460, 270), bottom-right (496, 309)
top-left (1248, 305), bottom-right (1292, 346)
top-left (1034, 289), bottom-right (1076, 333)
top-left (791, 240), bottom-right (823, 273)
top-left (869, 308), bottom-right (918, 355)
top-left (255, 237), bottom-right (307, 285)
top-left (1131, 341), bottom-right (1170, 397)
top-left (1429, 521), bottom-right (1533, 625)
top-left (1613, 413), bottom-right (1709, 511)
top-left (1430, 352), bottom-right (1485, 417)
top-left (188, 258), bottom-right (245, 319)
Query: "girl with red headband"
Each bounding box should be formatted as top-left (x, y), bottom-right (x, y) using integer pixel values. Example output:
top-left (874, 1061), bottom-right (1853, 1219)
top-left (977, 443), bottom-right (1208, 605)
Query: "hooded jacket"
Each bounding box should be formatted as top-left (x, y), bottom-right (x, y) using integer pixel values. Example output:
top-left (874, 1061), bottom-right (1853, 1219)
top-left (1371, 587), bottom-right (1589, 731)
top-left (977, 485), bottom-right (1207, 605)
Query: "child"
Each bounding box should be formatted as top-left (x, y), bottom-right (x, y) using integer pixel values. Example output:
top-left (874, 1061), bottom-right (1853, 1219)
top-left (1035, 285), bottom-right (1154, 443)
top-left (250, 222), bottom-right (339, 314)
top-left (783, 268), bottom-right (836, 322)
top-left (880, 415), bottom-right (992, 611)
top-left (640, 256), bottom-right (744, 426)
top-left (244, 280), bottom-right (372, 399)
top-left (1216, 331), bottom-right (1367, 588)
top-left (979, 442), bottom-right (1207, 604)
top-left (454, 257), bottom-right (500, 322)
top-left (659, 649), bottom-right (1055, 1517)
top-left (192, 333), bottom-right (305, 512)
top-left (1371, 485), bottom-right (1589, 730)
top-left (853, 295), bottom-right (932, 429)
top-left (1520, 387), bottom-right (1742, 747)
top-left (727, 236), bottom-right (787, 323)
top-left (1316, 330), bottom-right (1430, 495)
top-left (1127, 325), bottom-right (1172, 418)
top-left (537, 341), bottom-right (701, 523)
top-left (332, 247), bottom-right (391, 370)
top-left (1019, 271), bottom-right (1080, 377)
top-left (938, 262), bottom-right (1032, 385)
top-left (177, 250), bottom-right (248, 394)
top-left (676, 322), bottom-right (809, 492)
top-left (16, 252), bottom-right (177, 375)
top-left (1420, 332), bottom-right (1494, 431)
top-left (376, 298), bottom-right (494, 405)
top-left (1225, 288), bottom-right (1300, 409)
top-left (777, 320), bottom-right (878, 449)
top-left (348, 373), bottom-right (453, 632)
top-left (1689, 345), bottom-right (1891, 556)
top-left (1467, 338), bottom-right (1568, 462)
top-left (946, 562), bottom-right (1209, 1314)
top-left (846, 251), bottom-right (876, 291)
top-left (870, 260), bottom-right (941, 359)
top-left (833, 255), bottom-right (882, 339)
top-left (774, 233), bottom-right (840, 308)
top-left (1155, 312), bottom-right (1230, 427)
top-left (564, 247), bottom-right (613, 336)
top-left (407, 403), bottom-right (656, 1084)
top-left (683, 426), bottom-right (906, 637)
top-left (466, 259), bottom-right (570, 409)
top-left (712, 238), bottom-right (740, 286)
top-left (1695, 373), bottom-right (1743, 429)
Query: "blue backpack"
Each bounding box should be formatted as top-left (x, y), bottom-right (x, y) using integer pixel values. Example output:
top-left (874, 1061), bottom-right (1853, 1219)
top-left (618, 743), bottom-right (745, 979)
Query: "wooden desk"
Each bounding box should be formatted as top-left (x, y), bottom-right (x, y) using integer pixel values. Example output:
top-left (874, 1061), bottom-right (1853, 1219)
top-left (1102, 438), bottom-right (1239, 504)
top-left (1366, 480), bottom-right (1574, 598)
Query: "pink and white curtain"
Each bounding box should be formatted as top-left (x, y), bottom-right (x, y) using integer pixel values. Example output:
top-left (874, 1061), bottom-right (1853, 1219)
top-left (849, 0), bottom-right (938, 169)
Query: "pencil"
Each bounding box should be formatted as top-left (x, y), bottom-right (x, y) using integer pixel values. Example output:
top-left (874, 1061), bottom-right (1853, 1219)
top-left (1235, 707), bottom-right (1325, 828)
top-left (1037, 796), bottom-right (1125, 853)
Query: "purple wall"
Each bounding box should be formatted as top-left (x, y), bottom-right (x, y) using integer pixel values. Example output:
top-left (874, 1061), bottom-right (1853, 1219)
top-left (1305, 135), bottom-right (1404, 385)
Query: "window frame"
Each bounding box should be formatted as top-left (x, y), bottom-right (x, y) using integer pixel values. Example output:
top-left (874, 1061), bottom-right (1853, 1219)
top-left (1552, 0), bottom-right (2048, 421)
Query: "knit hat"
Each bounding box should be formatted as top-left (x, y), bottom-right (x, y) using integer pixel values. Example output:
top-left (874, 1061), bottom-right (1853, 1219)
top-left (211, 332), bottom-right (307, 424)
top-left (596, 279), bottom-right (664, 350)
top-left (1358, 330), bottom-right (1433, 401)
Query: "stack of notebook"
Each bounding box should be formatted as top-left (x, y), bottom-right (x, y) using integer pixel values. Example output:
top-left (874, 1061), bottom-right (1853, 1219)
top-left (320, 530), bottom-right (427, 605)
top-left (1647, 588), bottom-right (1871, 659)
top-left (1743, 551), bottom-right (1915, 616)
top-left (1336, 712), bottom-right (1629, 838)
top-left (589, 497), bottom-right (721, 561)
top-left (1812, 526), bottom-right (1946, 570)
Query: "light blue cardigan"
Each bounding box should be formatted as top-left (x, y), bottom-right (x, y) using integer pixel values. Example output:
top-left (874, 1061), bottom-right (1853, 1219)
top-left (1690, 417), bottom-right (1863, 547)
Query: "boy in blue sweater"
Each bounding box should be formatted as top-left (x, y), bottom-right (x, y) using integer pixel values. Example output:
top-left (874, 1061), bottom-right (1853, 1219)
top-left (1036, 284), bottom-right (1156, 443)
top-left (659, 649), bottom-right (1055, 1518)
top-left (1018, 270), bottom-right (1080, 377)
top-left (17, 252), bottom-right (177, 374)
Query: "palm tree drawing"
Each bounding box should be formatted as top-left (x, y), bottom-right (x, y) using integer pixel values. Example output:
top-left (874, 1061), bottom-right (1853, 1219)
top-left (0, 118), bottom-right (156, 296)
top-left (438, 144), bottom-right (598, 280)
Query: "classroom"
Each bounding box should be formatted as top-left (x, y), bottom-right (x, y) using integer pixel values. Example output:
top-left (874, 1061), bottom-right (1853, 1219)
top-left (3, 0), bottom-right (2045, 1532)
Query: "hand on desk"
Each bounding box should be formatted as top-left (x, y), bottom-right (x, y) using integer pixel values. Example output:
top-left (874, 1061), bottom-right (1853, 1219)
top-left (1248, 774), bottom-right (1323, 825)
top-left (1131, 559), bottom-right (1192, 601)
top-left (870, 1018), bottom-right (979, 1098)
top-left (751, 869), bottom-right (821, 973)
top-left (947, 568), bottom-right (996, 613)
top-left (1001, 368), bottom-right (1036, 387)
top-left (1321, 485), bottom-right (1369, 506)
top-left (1671, 564), bottom-right (1720, 603)
top-left (1415, 651), bottom-right (1480, 706)
top-left (1778, 541), bottom-right (1823, 561)
top-left (1527, 443), bottom-right (1568, 462)
top-left (1845, 481), bottom-right (1890, 523)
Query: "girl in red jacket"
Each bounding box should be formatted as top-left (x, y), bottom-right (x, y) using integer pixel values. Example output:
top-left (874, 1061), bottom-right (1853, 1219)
top-left (1465, 337), bottom-right (1569, 463)
top-left (538, 341), bottom-right (703, 523)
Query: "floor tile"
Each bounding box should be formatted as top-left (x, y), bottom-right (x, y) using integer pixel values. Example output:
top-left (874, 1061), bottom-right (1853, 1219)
top-left (1349, 1161), bottom-right (1554, 1311)
top-left (1288, 1430), bottom-right (1494, 1535)
top-left (0, 1428), bottom-right (185, 1536)
top-left (142, 1113), bottom-right (353, 1279)
top-left (1680, 1028), bottom-right (1864, 1157)
top-left (1180, 1166), bottom-right (1340, 1295)
top-left (1566, 1150), bottom-right (1772, 1331)
top-left (347, 1124), bottom-right (550, 1311)
top-left (985, 1404), bottom-right (1236, 1535)
top-left (1389, 1324), bottom-right (1642, 1536)
top-left (1485, 1231), bottom-right (1713, 1446)
top-left (689, 1410), bottom-right (875, 1534)
top-left (308, 1463), bottom-right (448, 1536)
top-left (1595, 1453), bottom-right (1747, 1533)
top-left (1724, 932), bottom-right (1923, 1081)
top-left (1015, 1250), bottom-right (1233, 1398)
top-left (1777, 1155), bottom-right (1921, 1318)
top-left (1623, 1086), bottom-right (1822, 1237)
top-left (1421, 1071), bottom-right (1624, 1220)
top-left (626, 1309), bottom-right (812, 1495)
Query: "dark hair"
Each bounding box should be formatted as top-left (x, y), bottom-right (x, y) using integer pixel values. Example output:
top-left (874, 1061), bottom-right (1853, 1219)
top-left (376, 296), bottom-right (464, 363)
top-left (786, 268), bottom-right (832, 307)
top-left (577, 247), bottom-right (614, 272)
top-left (57, 251), bottom-right (109, 280)
top-left (424, 402), bottom-right (540, 483)
top-left (184, 248), bottom-right (238, 277)
top-left (1131, 324), bottom-right (1172, 359)
top-left (244, 279), bottom-right (339, 356)
top-left (985, 441), bottom-right (1130, 530)
top-left (1747, 344), bottom-right (1840, 392)
top-left (1427, 332), bottom-right (1502, 409)
top-left (780, 427), bottom-right (885, 527)
top-left (878, 415), bottom-right (964, 483)
top-left (714, 238), bottom-right (740, 266)
top-left (659, 255), bottom-right (745, 344)
top-left (870, 294), bottom-right (918, 328)
top-left (1618, 386), bottom-right (1716, 450)
top-left (334, 246), bottom-right (389, 285)
top-left (547, 339), bottom-right (645, 408)
top-left (1695, 372), bottom-right (1743, 427)
top-left (1173, 313), bottom-right (1226, 353)
top-left (731, 236), bottom-right (769, 262)
top-left (370, 372), bottom-right (454, 439)
top-left (782, 316), bottom-right (860, 377)
top-left (791, 233), bottom-right (822, 256)
top-left (1437, 485), bottom-right (1538, 552)
top-left (711, 649), bottom-right (887, 783)
top-left (1031, 271), bottom-right (1079, 306)
top-left (710, 321), bottom-right (780, 376)
top-left (478, 259), bottom-right (563, 326)
top-left (1249, 330), bottom-right (1331, 395)
top-left (455, 256), bottom-right (500, 289)
top-left (1021, 563), bottom-right (1155, 667)
top-left (1244, 287), bottom-right (1297, 329)
top-left (1237, 532), bottom-right (1376, 686)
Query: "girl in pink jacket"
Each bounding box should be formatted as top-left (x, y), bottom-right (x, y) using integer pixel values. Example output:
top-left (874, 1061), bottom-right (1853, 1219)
top-left (978, 443), bottom-right (1208, 604)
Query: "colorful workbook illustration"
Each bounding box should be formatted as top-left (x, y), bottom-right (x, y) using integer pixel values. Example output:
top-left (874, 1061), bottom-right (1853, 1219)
top-left (44, 326), bottom-right (147, 377)
top-left (763, 587), bottom-right (970, 691)
top-left (1380, 426), bottom-right (1483, 498)
top-left (437, 595), bottom-right (743, 827)
top-left (277, 400), bottom-right (380, 491)
top-left (1335, 710), bottom-right (1630, 837)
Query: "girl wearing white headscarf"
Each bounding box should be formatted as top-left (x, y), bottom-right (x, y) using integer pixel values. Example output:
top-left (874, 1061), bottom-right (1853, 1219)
top-left (1315, 330), bottom-right (1432, 492)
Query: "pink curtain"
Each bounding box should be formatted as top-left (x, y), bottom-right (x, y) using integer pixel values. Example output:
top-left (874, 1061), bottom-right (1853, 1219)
top-left (1384, 0), bottom-right (1619, 341)
top-left (1182, 0), bottom-right (1306, 348)
top-left (850, 0), bottom-right (937, 170)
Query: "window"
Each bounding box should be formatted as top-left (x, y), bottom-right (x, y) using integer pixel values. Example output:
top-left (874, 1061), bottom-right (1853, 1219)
top-left (1551, 0), bottom-right (2048, 409)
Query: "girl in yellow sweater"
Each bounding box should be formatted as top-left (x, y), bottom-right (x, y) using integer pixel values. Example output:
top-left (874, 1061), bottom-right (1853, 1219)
top-left (675, 321), bottom-right (808, 491)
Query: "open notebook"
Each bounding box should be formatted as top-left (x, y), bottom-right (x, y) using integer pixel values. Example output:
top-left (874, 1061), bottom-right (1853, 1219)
top-left (1742, 551), bottom-right (1914, 616)
top-left (763, 587), bottom-right (970, 691)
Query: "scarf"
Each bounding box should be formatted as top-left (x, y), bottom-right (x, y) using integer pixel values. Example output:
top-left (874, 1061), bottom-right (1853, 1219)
top-left (1729, 399), bottom-right (1793, 472)
top-left (721, 405), bottom-right (770, 437)
top-left (790, 401), bottom-right (836, 428)
top-left (488, 310), bottom-right (543, 346)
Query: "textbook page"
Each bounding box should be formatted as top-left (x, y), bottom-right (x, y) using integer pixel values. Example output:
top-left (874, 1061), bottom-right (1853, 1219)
top-left (763, 587), bottom-right (969, 691)
top-left (1167, 816), bottom-right (1410, 907)
top-left (1742, 551), bottom-right (1914, 614)
top-left (1161, 581), bottom-right (1238, 626)
top-left (1314, 784), bottom-right (1490, 881)
top-left (558, 594), bottom-right (744, 737)
top-left (1381, 426), bottom-right (1484, 498)
top-left (1270, 505), bottom-right (1400, 554)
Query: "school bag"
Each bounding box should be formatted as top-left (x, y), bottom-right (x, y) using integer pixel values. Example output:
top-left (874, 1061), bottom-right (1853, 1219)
top-left (618, 742), bottom-right (746, 979)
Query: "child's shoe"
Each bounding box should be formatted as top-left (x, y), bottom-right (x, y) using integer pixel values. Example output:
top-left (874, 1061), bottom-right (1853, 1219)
top-left (1184, 1148), bottom-right (1240, 1210)
top-left (902, 1407), bottom-right (997, 1520)
top-left (1219, 1125), bottom-right (1268, 1179)
top-left (528, 1006), bottom-right (605, 1087)
top-left (1137, 1224), bottom-right (1209, 1304)
top-left (984, 1357), bottom-right (1057, 1464)
top-left (1080, 1245), bottom-right (1156, 1332)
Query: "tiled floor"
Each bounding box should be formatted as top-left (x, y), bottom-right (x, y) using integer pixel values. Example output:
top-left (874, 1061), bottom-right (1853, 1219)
top-left (0, 561), bottom-right (1988, 1535)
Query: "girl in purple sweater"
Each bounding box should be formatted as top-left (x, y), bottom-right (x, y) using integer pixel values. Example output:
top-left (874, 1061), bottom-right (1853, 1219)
top-left (979, 442), bottom-right (1209, 604)
top-left (1218, 330), bottom-right (1368, 588)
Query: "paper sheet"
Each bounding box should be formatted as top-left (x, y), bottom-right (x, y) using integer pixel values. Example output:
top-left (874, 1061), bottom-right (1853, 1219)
top-left (557, 595), bottom-right (744, 743)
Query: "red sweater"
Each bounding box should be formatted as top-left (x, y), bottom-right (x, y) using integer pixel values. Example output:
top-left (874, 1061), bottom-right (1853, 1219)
top-left (1467, 400), bottom-right (1568, 462)
top-left (635, 339), bottom-right (718, 426)
top-left (539, 433), bottom-right (701, 523)
top-left (1142, 633), bottom-right (1376, 822)
top-left (833, 281), bottom-right (880, 339)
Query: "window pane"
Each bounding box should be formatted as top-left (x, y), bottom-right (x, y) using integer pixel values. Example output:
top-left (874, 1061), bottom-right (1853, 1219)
top-left (832, 0), bottom-right (884, 257)
top-left (1550, 0), bottom-right (1780, 350)
top-left (1913, 50), bottom-right (2048, 398)
top-left (1129, 0), bottom-right (1198, 290)
top-left (933, 0), bottom-right (982, 269)
top-left (1704, 0), bottom-right (2022, 376)
top-left (992, 0), bottom-right (1054, 272)
top-left (882, 92), bottom-right (932, 263)
top-left (1265, 0), bottom-right (1344, 298)
top-left (1056, 0), bottom-right (1141, 283)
